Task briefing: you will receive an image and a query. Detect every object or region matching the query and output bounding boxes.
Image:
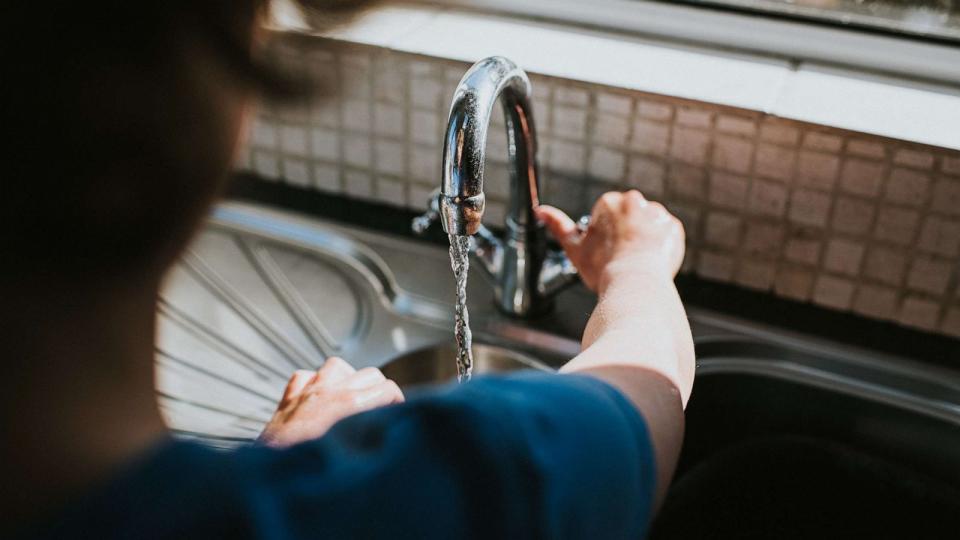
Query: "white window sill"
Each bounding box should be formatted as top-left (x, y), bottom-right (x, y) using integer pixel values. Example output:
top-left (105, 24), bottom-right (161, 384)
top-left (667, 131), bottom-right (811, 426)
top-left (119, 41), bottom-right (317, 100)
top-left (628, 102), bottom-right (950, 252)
top-left (275, 3), bottom-right (960, 151)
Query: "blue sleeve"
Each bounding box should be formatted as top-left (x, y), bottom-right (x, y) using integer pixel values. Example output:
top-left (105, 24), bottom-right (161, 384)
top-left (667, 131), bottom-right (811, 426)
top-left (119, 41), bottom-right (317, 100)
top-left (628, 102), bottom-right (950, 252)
top-left (238, 372), bottom-right (657, 540)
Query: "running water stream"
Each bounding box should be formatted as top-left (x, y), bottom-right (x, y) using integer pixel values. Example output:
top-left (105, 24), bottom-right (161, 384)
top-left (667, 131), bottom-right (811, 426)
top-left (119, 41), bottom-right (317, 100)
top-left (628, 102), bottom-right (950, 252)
top-left (448, 234), bottom-right (474, 381)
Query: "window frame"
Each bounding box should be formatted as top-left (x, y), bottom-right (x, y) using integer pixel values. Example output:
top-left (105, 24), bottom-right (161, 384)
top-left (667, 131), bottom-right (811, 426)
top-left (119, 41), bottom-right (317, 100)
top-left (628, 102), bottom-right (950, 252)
top-left (418, 0), bottom-right (960, 86)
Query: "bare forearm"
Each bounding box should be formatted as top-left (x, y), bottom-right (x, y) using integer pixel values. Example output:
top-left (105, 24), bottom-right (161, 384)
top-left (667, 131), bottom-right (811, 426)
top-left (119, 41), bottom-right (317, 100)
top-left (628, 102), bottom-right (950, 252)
top-left (561, 264), bottom-right (694, 505)
top-left (562, 263), bottom-right (694, 403)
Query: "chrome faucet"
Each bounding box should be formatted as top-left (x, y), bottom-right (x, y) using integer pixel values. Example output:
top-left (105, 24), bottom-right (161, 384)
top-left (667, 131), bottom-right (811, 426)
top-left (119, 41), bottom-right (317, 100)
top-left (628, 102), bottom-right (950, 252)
top-left (412, 56), bottom-right (580, 317)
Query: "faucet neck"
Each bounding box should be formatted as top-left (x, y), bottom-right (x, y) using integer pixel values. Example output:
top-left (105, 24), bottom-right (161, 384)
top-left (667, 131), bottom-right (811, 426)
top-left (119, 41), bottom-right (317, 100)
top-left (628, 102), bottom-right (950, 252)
top-left (439, 56), bottom-right (540, 236)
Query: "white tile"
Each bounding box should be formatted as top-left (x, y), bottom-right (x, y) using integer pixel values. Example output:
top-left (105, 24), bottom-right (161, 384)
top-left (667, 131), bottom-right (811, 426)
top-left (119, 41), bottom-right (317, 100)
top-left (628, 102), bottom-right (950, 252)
top-left (373, 103), bottom-right (405, 137)
top-left (789, 189), bottom-right (831, 228)
top-left (555, 86), bottom-right (589, 107)
top-left (893, 148), bottom-right (935, 170)
top-left (311, 128), bottom-right (339, 161)
top-left (409, 144), bottom-right (439, 183)
top-left (342, 100), bottom-right (372, 132)
top-left (311, 101), bottom-right (339, 128)
top-left (697, 251), bottom-right (736, 282)
top-left (374, 177), bottom-right (406, 207)
top-left (873, 207), bottom-right (920, 245)
top-left (758, 121), bottom-right (800, 146)
top-left (796, 151), bottom-right (840, 191)
top-left (774, 266), bottom-right (815, 301)
top-left (812, 275), bottom-right (856, 310)
top-left (669, 164), bottom-right (706, 200)
top-left (863, 247), bottom-right (908, 286)
top-left (670, 128), bottom-right (710, 166)
top-left (906, 257), bottom-right (953, 295)
top-left (637, 100), bottom-right (673, 122)
top-left (943, 156), bottom-right (960, 176)
top-left (747, 179), bottom-right (788, 218)
top-left (939, 306), bottom-right (960, 337)
top-left (823, 239), bottom-right (865, 277)
top-left (343, 135), bottom-right (372, 168)
top-left (846, 139), bottom-right (887, 159)
top-left (281, 159), bottom-right (310, 187)
top-left (784, 238), bottom-right (821, 266)
top-left (374, 140), bottom-right (405, 175)
top-left (548, 140), bottom-right (586, 174)
top-left (407, 182), bottom-right (435, 210)
top-left (830, 197), bottom-right (875, 236)
top-left (930, 179), bottom-right (960, 216)
top-left (708, 172), bottom-right (749, 210)
top-left (704, 212), bottom-right (742, 248)
top-left (899, 296), bottom-right (941, 331)
top-left (742, 222), bottom-right (784, 257)
top-left (280, 126), bottom-right (309, 157)
top-left (918, 216), bottom-right (960, 257)
top-left (853, 284), bottom-right (899, 320)
top-left (630, 120), bottom-right (670, 155)
top-left (409, 77), bottom-right (443, 110)
top-left (312, 163), bottom-right (340, 192)
top-left (553, 106), bottom-right (588, 141)
top-left (736, 259), bottom-right (776, 291)
top-left (596, 92), bottom-right (632, 115)
top-left (676, 107), bottom-right (713, 128)
top-left (754, 143), bottom-right (796, 182)
top-left (627, 156), bottom-right (666, 196)
top-left (884, 167), bottom-right (929, 207)
top-left (252, 151), bottom-right (279, 179)
top-left (410, 110), bottom-right (440, 146)
top-left (803, 132), bottom-right (843, 153)
top-left (588, 147), bottom-right (626, 182)
top-left (343, 169), bottom-right (374, 198)
top-left (593, 114), bottom-right (630, 146)
top-left (251, 119), bottom-right (278, 149)
top-left (716, 115), bottom-right (755, 136)
top-left (712, 136), bottom-right (753, 175)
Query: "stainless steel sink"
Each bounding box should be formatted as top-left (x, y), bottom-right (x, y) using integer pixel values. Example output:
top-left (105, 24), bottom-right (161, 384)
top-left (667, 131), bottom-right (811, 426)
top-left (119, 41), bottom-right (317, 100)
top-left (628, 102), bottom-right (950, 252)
top-left (158, 200), bottom-right (960, 490)
top-left (381, 343), bottom-right (550, 389)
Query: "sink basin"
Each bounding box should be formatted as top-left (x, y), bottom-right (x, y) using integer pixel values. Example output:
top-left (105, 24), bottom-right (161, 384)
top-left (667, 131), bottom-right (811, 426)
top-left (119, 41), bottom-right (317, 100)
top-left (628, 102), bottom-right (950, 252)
top-left (650, 341), bottom-right (960, 538)
top-left (381, 343), bottom-right (551, 388)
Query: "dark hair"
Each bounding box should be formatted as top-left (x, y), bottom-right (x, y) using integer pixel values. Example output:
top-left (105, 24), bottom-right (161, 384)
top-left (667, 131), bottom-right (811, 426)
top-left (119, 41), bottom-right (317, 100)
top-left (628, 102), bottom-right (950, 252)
top-left (0, 1), bottom-right (375, 287)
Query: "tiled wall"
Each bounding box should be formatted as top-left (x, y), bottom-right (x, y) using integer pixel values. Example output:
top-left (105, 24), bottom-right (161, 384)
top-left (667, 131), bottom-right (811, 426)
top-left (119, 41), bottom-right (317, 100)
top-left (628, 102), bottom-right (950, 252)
top-left (241, 36), bottom-right (960, 338)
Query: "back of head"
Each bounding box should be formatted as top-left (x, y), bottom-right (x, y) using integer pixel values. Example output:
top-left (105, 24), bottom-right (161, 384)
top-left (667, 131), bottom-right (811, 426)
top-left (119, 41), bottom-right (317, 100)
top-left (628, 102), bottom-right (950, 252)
top-left (0, 1), bottom-right (375, 288)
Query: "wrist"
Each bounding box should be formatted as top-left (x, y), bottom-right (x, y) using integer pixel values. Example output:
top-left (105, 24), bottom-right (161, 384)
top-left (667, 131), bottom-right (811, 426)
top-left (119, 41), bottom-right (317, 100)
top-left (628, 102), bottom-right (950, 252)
top-left (598, 255), bottom-right (674, 295)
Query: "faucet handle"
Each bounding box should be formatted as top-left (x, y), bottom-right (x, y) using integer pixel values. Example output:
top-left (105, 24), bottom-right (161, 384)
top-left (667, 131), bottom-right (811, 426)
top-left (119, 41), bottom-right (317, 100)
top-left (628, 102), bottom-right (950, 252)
top-left (537, 249), bottom-right (579, 297)
top-left (411, 189), bottom-right (442, 235)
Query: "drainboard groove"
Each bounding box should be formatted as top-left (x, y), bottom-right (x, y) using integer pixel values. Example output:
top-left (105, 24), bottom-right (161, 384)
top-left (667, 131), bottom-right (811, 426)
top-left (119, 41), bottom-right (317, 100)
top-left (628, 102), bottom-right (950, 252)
top-left (157, 299), bottom-right (292, 380)
top-left (156, 347), bottom-right (279, 405)
top-left (240, 239), bottom-right (340, 359)
top-left (181, 251), bottom-right (316, 369)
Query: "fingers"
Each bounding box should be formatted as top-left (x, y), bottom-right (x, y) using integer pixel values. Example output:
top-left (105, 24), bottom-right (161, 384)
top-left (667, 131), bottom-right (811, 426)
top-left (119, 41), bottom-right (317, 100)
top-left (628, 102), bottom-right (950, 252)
top-left (353, 380), bottom-right (405, 407)
top-left (282, 369), bottom-right (316, 404)
top-left (536, 205), bottom-right (581, 251)
top-left (314, 356), bottom-right (355, 387)
top-left (345, 367), bottom-right (387, 390)
top-left (623, 189), bottom-right (648, 211)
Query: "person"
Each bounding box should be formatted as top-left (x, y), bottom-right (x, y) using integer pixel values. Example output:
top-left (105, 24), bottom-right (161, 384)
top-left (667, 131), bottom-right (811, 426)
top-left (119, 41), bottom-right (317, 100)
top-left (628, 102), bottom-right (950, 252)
top-left (1, 1), bottom-right (694, 538)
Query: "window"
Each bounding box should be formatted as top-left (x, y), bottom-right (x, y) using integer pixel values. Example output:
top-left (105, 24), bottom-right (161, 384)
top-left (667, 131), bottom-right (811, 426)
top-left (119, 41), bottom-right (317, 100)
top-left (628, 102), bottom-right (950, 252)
top-left (665, 0), bottom-right (959, 43)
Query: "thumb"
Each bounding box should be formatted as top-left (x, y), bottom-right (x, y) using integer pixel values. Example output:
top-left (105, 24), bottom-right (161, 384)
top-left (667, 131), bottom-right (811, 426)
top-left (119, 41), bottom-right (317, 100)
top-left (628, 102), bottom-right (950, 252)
top-left (536, 205), bottom-right (581, 253)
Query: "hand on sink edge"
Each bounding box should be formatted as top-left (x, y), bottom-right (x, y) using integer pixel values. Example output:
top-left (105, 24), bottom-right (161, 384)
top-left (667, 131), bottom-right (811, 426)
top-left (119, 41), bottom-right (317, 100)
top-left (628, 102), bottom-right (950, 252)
top-left (258, 357), bottom-right (404, 447)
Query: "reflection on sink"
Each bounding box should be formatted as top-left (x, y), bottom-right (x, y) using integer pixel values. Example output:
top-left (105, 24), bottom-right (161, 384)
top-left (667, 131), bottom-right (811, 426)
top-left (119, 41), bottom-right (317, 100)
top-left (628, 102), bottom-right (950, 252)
top-left (381, 343), bottom-right (552, 388)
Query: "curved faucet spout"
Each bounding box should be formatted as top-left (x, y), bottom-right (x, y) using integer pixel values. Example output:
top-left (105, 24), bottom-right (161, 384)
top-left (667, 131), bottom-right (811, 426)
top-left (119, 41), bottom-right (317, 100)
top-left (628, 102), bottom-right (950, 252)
top-left (439, 56), bottom-right (539, 236)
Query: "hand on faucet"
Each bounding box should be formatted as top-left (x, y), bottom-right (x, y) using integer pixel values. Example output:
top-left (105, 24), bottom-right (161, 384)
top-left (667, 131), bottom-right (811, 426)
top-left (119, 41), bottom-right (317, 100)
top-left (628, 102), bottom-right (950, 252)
top-left (535, 190), bottom-right (685, 293)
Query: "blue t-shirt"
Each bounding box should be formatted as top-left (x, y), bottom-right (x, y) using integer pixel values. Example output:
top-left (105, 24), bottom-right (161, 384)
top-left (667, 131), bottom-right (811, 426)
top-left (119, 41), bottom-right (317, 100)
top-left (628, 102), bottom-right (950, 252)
top-left (24, 372), bottom-right (656, 539)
